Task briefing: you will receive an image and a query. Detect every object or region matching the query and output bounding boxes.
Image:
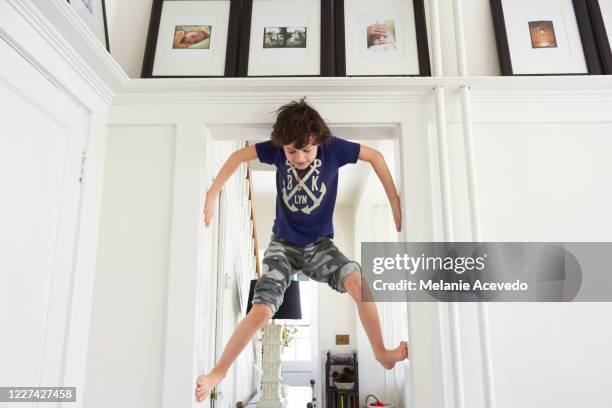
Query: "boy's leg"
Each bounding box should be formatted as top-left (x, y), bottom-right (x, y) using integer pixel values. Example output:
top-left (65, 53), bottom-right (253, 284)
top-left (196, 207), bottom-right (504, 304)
top-left (343, 270), bottom-right (408, 369)
top-left (196, 235), bottom-right (297, 402)
top-left (302, 238), bottom-right (408, 370)
top-left (195, 303), bottom-right (273, 402)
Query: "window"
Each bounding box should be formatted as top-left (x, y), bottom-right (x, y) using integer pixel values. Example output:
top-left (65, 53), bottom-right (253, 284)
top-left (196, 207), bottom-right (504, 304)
top-left (257, 245), bottom-right (317, 365)
top-left (276, 278), bottom-right (315, 362)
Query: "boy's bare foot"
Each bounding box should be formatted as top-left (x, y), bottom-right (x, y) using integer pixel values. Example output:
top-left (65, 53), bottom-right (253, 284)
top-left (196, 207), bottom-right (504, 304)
top-left (195, 371), bottom-right (224, 402)
top-left (375, 341), bottom-right (409, 370)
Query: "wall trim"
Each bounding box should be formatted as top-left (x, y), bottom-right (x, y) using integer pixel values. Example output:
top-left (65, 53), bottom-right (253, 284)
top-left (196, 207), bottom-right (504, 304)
top-left (2, 0), bottom-right (126, 104)
top-left (113, 76), bottom-right (612, 105)
top-left (8, 0), bottom-right (612, 108)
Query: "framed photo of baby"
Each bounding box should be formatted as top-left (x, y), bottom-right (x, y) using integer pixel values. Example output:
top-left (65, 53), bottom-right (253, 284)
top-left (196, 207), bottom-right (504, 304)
top-left (366, 19), bottom-right (398, 51)
top-left (142, 0), bottom-right (242, 77)
top-left (335, 0), bottom-right (430, 76)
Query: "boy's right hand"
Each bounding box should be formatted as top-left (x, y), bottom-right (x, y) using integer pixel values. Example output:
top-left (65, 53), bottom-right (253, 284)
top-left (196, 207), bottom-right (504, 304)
top-left (203, 191), bottom-right (216, 227)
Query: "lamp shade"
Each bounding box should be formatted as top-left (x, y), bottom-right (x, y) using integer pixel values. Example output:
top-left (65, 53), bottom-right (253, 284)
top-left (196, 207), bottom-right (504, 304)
top-left (246, 278), bottom-right (302, 320)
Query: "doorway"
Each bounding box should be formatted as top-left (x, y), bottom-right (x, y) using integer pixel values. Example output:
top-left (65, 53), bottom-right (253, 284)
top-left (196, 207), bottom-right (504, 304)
top-left (248, 132), bottom-right (411, 407)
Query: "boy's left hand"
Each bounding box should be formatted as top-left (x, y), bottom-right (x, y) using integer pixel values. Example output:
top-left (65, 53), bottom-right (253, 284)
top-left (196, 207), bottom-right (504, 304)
top-left (391, 195), bottom-right (402, 232)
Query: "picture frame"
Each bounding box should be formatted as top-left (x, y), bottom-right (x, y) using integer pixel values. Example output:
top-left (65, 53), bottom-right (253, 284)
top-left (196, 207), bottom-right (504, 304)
top-left (334, 0), bottom-right (431, 77)
top-left (67, 0), bottom-right (110, 52)
top-left (142, 0), bottom-right (242, 78)
top-left (586, 0), bottom-right (612, 74)
top-left (237, 0), bottom-right (334, 77)
top-left (489, 0), bottom-right (602, 75)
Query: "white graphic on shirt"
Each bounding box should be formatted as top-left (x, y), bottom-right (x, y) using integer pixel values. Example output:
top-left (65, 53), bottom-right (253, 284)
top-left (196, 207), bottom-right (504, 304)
top-left (281, 158), bottom-right (327, 214)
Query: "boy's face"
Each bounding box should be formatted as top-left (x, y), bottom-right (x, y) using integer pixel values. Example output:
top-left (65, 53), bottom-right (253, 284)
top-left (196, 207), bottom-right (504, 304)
top-left (283, 138), bottom-right (318, 170)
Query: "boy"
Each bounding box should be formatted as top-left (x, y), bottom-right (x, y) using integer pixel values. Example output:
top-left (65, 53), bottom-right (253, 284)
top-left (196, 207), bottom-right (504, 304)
top-left (196, 98), bottom-right (408, 402)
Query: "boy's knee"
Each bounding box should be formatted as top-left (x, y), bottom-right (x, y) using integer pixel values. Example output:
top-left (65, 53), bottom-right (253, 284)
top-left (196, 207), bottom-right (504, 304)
top-left (252, 276), bottom-right (288, 318)
top-left (343, 270), bottom-right (362, 293)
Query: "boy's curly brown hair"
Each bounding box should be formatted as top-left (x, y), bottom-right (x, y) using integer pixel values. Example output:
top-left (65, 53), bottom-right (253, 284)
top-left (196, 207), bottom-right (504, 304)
top-left (271, 97), bottom-right (331, 149)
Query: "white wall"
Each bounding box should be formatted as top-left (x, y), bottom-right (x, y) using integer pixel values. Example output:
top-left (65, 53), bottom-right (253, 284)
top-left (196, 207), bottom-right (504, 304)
top-left (434, 0), bottom-right (500, 75)
top-left (435, 115), bottom-right (612, 408)
top-left (85, 125), bottom-right (176, 408)
top-left (105, 0), bottom-right (153, 78)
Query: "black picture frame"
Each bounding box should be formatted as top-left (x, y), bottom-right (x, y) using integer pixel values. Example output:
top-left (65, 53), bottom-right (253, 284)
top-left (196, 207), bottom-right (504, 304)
top-left (67, 0), bottom-right (111, 52)
top-left (237, 0), bottom-right (334, 77)
top-left (333, 0), bottom-right (431, 77)
top-left (489, 0), bottom-right (602, 75)
top-left (141, 0), bottom-right (241, 78)
top-left (586, 0), bottom-right (612, 74)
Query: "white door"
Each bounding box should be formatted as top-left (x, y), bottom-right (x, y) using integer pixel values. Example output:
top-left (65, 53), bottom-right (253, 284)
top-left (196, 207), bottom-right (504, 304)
top-left (0, 37), bottom-right (88, 397)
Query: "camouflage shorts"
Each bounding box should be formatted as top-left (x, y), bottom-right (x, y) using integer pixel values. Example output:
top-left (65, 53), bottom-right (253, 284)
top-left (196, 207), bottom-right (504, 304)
top-left (252, 234), bottom-right (362, 315)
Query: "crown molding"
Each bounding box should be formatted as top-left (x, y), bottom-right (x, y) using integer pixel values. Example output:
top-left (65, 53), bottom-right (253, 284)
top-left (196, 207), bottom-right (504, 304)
top-left (2, 0), bottom-right (128, 105)
top-left (5, 0), bottom-right (612, 107)
top-left (113, 76), bottom-right (612, 105)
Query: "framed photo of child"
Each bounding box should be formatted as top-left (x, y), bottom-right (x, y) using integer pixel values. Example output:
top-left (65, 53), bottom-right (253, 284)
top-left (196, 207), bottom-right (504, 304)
top-left (489, 0), bottom-right (603, 75)
top-left (237, 0), bottom-right (334, 77)
top-left (67, 0), bottom-right (110, 52)
top-left (334, 0), bottom-right (431, 76)
top-left (141, 0), bottom-right (242, 77)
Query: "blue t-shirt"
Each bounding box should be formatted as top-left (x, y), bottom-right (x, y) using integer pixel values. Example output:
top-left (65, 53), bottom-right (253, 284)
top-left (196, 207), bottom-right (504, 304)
top-left (255, 136), bottom-right (361, 246)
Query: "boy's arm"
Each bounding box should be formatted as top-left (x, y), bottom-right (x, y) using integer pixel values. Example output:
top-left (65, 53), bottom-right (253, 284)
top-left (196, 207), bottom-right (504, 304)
top-left (204, 145), bottom-right (258, 227)
top-left (358, 145), bottom-right (402, 232)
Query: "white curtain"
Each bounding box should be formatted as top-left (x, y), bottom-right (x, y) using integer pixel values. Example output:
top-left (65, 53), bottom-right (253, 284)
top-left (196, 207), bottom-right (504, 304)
top-left (373, 204), bottom-right (412, 408)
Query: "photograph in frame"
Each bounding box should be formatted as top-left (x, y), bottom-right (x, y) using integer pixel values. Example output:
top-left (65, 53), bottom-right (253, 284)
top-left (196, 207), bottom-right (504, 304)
top-left (586, 0), bottom-right (612, 74)
top-left (365, 17), bottom-right (399, 52)
top-left (334, 0), bottom-right (430, 76)
top-left (172, 25), bottom-right (212, 49)
top-left (528, 21), bottom-right (558, 48)
top-left (489, 0), bottom-right (602, 75)
top-left (238, 0), bottom-right (334, 77)
top-left (67, 0), bottom-right (110, 52)
top-left (263, 26), bottom-right (307, 49)
top-left (142, 0), bottom-right (241, 78)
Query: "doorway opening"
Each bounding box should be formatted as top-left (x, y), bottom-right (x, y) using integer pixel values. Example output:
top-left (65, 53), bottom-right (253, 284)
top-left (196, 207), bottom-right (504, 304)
top-left (246, 129), bottom-right (412, 407)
